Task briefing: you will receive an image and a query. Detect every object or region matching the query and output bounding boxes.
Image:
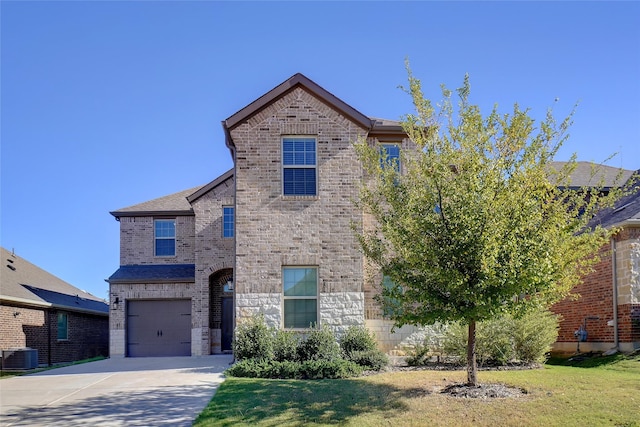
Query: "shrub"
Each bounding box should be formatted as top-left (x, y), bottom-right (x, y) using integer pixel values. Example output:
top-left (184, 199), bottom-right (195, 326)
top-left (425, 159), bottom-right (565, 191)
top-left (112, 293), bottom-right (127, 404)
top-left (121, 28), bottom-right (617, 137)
top-left (442, 308), bottom-right (560, 365)
top-left (513, 307), bottom-right (560, 363)
top-left (406, 341), bottom-right (432, 366)
top-left (232, 314), bottom-right (274, 361)
top-left (444, 320), bottom-right (514, 366)
top-left (347, 350), bottom-right (389, 371)
top-left (299, 359), bottom-right (363, 379)
top-left (273, 329), bottom-right (299, 362)
top-left (225, 359), bottom-right (272, 377)
top-left (225, 359), bottom-right (362, 379)
top-left (297, 325), bottom-right (341, 362)
top-left (340, 325), bottom-right (378, 356)
top-left (478, 316), bottom-right (515, 365)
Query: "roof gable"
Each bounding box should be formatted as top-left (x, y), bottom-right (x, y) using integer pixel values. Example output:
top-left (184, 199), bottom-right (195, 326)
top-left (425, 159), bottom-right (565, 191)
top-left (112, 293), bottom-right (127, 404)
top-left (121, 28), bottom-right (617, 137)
top-left (187, 169), bottom-right (234, 203)
top-left (223, 73), bottom-right (373, 132)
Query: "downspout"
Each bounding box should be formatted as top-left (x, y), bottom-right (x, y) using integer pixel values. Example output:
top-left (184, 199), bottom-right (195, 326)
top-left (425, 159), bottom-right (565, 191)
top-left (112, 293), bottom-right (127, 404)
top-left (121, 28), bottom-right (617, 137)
top-left (611, 238), bottom-right (619, 351)
top-left (47, 308), bottom-right (52, 366)
top-left (223, 119), bottom-right (238, 360)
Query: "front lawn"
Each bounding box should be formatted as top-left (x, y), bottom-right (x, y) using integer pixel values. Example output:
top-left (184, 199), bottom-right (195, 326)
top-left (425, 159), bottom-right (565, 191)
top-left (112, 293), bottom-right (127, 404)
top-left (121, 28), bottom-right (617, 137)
top-left (194, 354), bottom-right (640, 427)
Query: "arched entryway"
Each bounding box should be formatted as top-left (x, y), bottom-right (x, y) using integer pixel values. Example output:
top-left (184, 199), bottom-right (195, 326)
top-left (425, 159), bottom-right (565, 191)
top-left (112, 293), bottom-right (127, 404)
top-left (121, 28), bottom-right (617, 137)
top-left (209, 268), bottom-right (233, 353)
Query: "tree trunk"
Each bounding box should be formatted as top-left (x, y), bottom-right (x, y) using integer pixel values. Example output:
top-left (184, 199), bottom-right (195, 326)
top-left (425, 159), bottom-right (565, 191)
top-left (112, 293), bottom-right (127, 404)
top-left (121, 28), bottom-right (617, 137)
top-left (467, 319), bottom-right (478, 386)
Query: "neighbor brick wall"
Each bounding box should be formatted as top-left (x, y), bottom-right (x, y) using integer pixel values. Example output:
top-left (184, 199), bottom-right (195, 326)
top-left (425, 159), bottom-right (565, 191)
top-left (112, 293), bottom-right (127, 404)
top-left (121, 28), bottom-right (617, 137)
top-left (552, 244), bottom-right (614, 343)
top-left (0, 304), bottom-right (48, 363)
top-left (49, 310), bottom-right (109, 364)
top-left (1, 304), bottom-right (108, 366)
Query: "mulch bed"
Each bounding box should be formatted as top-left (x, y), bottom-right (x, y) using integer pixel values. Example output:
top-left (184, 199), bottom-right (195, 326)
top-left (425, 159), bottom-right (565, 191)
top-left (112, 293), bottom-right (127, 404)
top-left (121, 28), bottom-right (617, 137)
top-left (367, 357), bottom-right (535, 398)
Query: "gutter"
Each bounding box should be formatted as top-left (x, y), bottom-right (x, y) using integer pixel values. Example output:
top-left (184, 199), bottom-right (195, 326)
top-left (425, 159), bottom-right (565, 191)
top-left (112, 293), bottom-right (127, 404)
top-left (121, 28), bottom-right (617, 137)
top-left (0, 296), bottom-right (109, 317)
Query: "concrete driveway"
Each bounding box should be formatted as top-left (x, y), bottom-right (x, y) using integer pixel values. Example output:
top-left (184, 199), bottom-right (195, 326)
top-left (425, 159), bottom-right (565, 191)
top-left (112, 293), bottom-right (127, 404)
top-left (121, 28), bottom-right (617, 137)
top-left (0, 355), bottom-right (233, 426)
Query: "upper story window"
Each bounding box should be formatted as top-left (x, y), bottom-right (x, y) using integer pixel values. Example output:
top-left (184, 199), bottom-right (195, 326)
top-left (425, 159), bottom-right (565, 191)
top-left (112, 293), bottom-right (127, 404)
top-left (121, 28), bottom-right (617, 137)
top-left (154, 219), bottom-right (176, 256)
top-left (283, 267), bottom-right (318, 329)
top-left (57, 312), bottom-right (68, 340)
top-left (223, 206), bottom-right (234, 238)
top-left (282, 137), bottom-right (317, 196)
top-left (380, 144), bottom-right (401, 172)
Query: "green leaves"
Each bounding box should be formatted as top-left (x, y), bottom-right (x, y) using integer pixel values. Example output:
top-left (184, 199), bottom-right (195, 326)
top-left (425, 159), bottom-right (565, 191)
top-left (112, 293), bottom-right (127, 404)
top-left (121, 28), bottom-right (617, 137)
top-left (355, 66), bottom-right (625, 329)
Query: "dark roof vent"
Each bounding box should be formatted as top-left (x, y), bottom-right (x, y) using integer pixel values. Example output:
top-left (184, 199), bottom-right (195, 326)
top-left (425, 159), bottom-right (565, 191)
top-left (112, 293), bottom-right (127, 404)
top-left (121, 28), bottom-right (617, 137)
top-left (6, 264), bottom-right (16, 271)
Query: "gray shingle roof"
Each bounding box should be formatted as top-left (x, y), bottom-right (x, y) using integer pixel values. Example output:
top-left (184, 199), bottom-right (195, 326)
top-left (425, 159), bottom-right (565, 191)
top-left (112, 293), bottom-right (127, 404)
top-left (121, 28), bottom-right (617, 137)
top-left (550, 161), bottom-right (635, 189)
top-left (589, 171), bottom-right (640, 229)
top-left (0, 247), bottom-right (108, 315)
top-left (110, 186), bottom-right (203, 218)
top-left (108, 264), bottom-right (196, 284)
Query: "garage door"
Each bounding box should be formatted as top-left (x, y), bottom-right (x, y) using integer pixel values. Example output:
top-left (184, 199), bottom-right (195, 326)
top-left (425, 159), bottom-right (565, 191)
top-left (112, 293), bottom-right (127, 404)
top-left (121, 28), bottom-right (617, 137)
top-left (127, 299), bottom-right (191, 357)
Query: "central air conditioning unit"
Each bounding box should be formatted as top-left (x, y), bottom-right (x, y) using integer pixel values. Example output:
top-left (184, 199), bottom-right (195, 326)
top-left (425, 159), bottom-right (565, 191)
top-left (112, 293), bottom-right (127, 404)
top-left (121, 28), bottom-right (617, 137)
top-left (2, 348), bottom-right (39, 370)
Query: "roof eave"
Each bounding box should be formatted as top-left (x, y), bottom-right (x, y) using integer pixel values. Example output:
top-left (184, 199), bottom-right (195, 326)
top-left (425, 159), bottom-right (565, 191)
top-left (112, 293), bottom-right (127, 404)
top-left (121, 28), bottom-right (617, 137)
top-left (0, 296), bottom-right (108, 316)
top-left (187, 169), bottom-right (234, 203)
top-left (110, 210), bottom-right (195, 219)
top-left (107, 278), bottom-right (196, 285)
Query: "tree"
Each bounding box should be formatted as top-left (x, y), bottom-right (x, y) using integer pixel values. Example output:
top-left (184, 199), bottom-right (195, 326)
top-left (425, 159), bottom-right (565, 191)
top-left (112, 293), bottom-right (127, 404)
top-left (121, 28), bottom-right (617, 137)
top-left (354, 65), bottom-right (632, 386)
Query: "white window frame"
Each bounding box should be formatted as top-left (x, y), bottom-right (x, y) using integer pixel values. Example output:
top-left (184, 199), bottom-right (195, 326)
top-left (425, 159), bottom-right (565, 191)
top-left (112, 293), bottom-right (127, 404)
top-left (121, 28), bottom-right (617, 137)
top-left (154, 218), bottom-right (176, 257)
top-left (222, 206), bottom-right (234, 238)
top-left (282, 266), bottom-right (319, 329)
top-left (281, 136), bottom-right (318, 196)
top-left (380, 143), bottom-right (401, 172)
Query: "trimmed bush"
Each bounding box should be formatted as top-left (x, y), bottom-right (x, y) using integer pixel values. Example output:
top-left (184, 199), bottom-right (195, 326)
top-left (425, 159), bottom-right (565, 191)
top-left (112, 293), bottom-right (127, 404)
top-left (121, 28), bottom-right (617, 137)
top-left (346, 350), bottom-right (388, 371)
top-left (232, 315), bottom-right (274, 361)
top-left (225, 359), bottom-right (363, 379)
top-left (340, 325), bottom-right (378, 356)
top-left (297, 325), bottom-right (341, 362)
top-left (299, 359), bottom-right (363, 379)
top-left (340, 325), bottom-right (388, 370)
top-left (273, 329), bottom-right (299, 362)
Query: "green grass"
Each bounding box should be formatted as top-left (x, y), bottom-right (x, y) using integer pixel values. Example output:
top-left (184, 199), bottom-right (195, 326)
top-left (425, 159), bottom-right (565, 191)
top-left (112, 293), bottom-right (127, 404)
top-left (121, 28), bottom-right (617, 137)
top-left (0, 356), bottom-right (106, 379)
top-left (194, 353), bottom-right (640, 427)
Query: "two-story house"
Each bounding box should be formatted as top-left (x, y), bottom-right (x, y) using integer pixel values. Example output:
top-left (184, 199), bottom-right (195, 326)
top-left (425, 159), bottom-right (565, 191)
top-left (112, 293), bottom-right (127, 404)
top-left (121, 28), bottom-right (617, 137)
top-left (108, 73), bottom-right (417, 357)
top-left (108, 74), bottom-right (640, 358)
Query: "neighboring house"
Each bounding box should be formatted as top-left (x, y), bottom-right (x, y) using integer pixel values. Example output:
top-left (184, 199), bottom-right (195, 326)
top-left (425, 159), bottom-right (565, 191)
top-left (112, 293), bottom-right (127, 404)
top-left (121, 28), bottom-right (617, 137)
top-left (551, 164), bottom-right (640, 353)
top-left (107, 73), bottom-right (639, 358)
top-left (108, 73), bottom-right (417, 357)
top-left (0, 247), bottom-right (109, 367)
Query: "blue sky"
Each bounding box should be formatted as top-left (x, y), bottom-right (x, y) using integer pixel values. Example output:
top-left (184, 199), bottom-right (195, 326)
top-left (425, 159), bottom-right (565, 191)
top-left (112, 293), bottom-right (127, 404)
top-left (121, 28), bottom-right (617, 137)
top-left (2, 1), bottom-right (639, 300)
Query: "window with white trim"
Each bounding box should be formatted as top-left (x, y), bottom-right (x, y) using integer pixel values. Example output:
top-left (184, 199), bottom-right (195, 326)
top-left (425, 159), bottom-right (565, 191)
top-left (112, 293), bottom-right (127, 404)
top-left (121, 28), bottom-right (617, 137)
top-left (283, 267), bottom-right (318, 328)
top-left (154, 219), bottom-right (176, 256)
top-left (282, 137), bottom-right (317, 196)
top-left (380, 144), bottom-right (401, 172)
top-left (222, 206), bottom-right (234, 238)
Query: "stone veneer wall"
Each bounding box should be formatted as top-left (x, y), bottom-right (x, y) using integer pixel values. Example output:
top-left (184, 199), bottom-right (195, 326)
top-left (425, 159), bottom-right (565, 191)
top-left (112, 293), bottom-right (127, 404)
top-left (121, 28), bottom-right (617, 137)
top-left (231, 87), bottom-right (369, 334)
top-left (109, 281), bottom-right (195, 356)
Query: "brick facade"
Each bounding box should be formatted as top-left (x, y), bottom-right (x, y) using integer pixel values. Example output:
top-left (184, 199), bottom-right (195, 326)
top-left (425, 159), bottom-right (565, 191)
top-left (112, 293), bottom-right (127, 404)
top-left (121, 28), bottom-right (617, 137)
top-left (552, 228), bottom-right (640, 353)
top-left (119, 216), bottom-right (196, 265)
top-left (1, 304), bottom-right (108, 366)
